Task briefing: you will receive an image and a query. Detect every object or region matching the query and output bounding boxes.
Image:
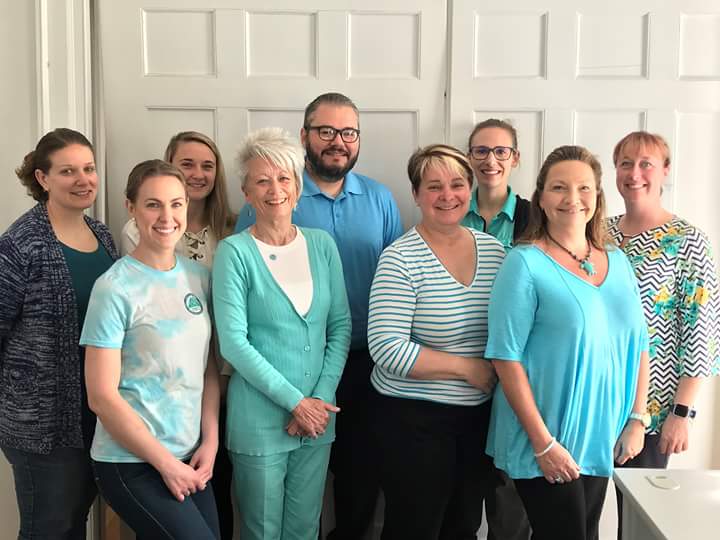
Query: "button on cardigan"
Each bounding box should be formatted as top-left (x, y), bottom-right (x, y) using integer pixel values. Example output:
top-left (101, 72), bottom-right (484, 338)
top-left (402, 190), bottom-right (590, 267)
top-left (212, 227), bottom-right (351, 456)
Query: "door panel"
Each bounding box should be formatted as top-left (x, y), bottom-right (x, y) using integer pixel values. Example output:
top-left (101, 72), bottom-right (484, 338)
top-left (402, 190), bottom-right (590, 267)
top-left (98, 0), bottom-right (447, 235)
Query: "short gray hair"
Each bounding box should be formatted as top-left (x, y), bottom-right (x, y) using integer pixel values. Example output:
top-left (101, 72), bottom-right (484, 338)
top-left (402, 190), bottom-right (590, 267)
top-left (236, 127), bottom-right (305, 194)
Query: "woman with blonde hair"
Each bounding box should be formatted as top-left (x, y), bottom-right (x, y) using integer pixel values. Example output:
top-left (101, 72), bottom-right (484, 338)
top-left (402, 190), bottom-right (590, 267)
top-left (607, 131), bottom-right (719, 539)
top-left (486, 145), bottom-right (649, 540)
top-left (121, 131), bottom-right (235, 266)
top-left (368, 144), bottom-right (504, 539)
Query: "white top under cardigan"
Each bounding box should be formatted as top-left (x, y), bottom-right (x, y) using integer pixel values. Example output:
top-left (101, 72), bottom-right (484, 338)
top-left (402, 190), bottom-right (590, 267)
top-left (252, 228), bottom-right (313, 316)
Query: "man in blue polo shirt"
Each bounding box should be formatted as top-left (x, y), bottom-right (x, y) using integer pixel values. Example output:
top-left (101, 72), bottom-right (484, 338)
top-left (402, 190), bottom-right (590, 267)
top-left (235, 92), bottom-right (403, 540)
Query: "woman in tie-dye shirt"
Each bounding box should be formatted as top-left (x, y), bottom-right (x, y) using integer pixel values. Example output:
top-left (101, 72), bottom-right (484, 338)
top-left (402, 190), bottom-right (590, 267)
top-left (81, 160), bottom-right (221, 540)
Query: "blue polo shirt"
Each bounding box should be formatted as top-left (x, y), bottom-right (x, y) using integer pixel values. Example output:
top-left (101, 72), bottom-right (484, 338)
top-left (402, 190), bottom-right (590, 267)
top-left (235, 169), bottom-right (403, 349)
top-left (462, 186), bottom-right (518, 251)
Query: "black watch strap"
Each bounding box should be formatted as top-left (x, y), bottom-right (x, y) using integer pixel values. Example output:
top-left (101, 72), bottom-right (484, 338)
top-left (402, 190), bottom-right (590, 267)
top-left (671, 403), bottom-right (697, 419)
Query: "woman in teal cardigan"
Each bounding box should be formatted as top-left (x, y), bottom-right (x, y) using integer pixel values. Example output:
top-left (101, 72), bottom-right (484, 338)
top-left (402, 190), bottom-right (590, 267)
top-left (212, 127), bottom-right (351, 540)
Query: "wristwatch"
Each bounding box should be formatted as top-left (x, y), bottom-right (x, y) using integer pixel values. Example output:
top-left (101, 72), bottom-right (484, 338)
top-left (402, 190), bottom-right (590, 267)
top-left (629, 412), bottom-right (651, 427)
top-left (671, 403), bottom-right (697, 419)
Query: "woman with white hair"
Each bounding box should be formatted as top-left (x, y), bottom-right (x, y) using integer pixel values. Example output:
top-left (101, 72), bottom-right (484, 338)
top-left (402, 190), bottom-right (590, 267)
top-left (212, 127), bottom-right (351, 540)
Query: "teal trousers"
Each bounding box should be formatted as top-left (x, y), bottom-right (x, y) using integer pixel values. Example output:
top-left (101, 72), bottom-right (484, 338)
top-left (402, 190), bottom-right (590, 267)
top-left (230, 443), bottom-right (331, 540)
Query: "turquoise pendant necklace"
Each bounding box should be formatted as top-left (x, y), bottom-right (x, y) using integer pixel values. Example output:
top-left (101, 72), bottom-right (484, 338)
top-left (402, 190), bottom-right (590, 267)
top-left (546, 233), bottom-right (596, 276)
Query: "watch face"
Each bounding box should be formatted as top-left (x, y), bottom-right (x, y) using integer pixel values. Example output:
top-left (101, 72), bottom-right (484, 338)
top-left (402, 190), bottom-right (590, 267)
top-left (672, 404), bottom-right (691, 417)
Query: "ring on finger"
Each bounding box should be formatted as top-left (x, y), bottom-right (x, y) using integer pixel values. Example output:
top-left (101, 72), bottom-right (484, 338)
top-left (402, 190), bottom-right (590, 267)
top-left (554, 475), bottom-right (563, 483)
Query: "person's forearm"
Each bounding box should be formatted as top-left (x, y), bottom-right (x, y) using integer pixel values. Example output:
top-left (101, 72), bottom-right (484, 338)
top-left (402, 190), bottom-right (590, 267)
top-left (673, 376), bottom-right (703, 407)
top-left (409, 347), bottom-right (472, 380)
top-left (492, 360), bottom-right (552, 452)
top-left (631, 351), bottom-right (650, 413)
top-left (200, 359), bottom-right (220, 445)
top-left (89, 393), bottom-right (177, 470)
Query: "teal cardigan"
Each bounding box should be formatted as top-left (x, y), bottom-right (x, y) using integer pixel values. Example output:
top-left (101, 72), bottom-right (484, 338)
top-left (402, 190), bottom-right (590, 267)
top-left (213, 227), bottom-right (351, 455)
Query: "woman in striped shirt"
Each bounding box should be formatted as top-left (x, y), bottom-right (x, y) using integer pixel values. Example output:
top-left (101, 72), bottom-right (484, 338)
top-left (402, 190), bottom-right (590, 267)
top-left (368, 144), bottom-right (505, 539)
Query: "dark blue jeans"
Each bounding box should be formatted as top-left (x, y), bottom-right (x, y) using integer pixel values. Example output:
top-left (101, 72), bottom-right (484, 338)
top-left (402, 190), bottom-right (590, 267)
top-left (1, 445), bottom-right (96, 540)
top-left (92, 460), bottom-right (220, 540)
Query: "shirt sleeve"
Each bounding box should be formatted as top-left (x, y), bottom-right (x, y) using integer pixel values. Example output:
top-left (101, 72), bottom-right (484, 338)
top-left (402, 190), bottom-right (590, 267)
top-left (383, 193), bottom-right (404, 249)
top-left (367, 245), bottom-right (421, 377)
top-left (486, 249), bottom-right (537, 362)
top-left (212, 239), bottom-right (305, 412)
top-left (676, 227), bottom-right (720, 377)
top-left (0, 235), bottom-right (27, 345)
top-left (233, 204), bottom-right (257, 234)
top-left (311, 233), bottom-right (351, 402)
top-left (80, 275), bottom-right (130, 349)
top-left (119, 219), bottom-right (139, 256)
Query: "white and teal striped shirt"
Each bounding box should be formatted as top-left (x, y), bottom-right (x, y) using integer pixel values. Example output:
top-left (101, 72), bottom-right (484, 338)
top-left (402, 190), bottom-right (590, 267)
top-left (368, 227), bottom-right (505, 406)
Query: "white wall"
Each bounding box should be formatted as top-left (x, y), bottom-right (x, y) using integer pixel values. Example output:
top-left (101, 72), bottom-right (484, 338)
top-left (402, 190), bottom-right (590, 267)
top-left (0, 1), bottom-right (36, 536)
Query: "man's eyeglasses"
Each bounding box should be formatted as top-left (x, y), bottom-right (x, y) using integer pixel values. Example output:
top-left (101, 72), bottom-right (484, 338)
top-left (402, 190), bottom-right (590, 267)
top-left (306, 125), bottom-right (360, 143)
top-left (469, 145), bottom-right (516, 161)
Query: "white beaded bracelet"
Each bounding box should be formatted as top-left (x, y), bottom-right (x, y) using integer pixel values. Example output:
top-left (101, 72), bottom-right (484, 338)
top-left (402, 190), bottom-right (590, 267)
top-left (534, 437), bottom-right (556, 458)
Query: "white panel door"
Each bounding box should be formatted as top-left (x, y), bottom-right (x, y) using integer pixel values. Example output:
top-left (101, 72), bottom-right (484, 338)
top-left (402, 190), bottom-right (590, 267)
top-left (98, 0), bottom-right (447, 236)
top-left (449, 0), bottom-right (720, 222)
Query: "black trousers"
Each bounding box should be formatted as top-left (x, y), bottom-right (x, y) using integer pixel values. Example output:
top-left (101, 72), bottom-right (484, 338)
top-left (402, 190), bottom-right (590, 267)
top-left (514, 475), bottom-right (608, 540)
top-left (211, 405), bottom-right (234, 540)
top-left (326, 348), bottom-right (381, 540)
top-left (485, 467), bottom-right (531, 540)
top-left (373, 392), bottom-right (493, 540)
top-left (614, 433), bottom-right (669, 540)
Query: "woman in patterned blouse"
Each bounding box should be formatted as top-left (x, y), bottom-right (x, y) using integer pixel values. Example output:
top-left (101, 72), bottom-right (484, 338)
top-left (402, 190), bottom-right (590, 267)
top-left (608, 131), bottom-right (720, 538)
top-left (121, 131), bottom-right (236, 268)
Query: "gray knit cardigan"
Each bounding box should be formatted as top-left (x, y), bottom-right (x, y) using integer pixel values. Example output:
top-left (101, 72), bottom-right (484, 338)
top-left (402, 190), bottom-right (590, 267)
top-left (0, 203), bottom-right (118, 454)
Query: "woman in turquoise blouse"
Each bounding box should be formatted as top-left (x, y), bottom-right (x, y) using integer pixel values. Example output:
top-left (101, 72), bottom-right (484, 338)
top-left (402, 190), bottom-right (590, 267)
top-left (486, 146), bottom-right (650, 540)
top-left (212, 127), bottom-right (351, 540)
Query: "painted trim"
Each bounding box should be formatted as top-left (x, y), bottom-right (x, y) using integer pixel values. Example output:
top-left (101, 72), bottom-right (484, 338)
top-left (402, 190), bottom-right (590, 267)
top-left (35, 0), bottom-right (51, 136)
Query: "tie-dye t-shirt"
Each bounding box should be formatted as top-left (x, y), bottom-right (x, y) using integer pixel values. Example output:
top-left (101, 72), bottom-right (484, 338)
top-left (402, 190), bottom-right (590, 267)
top-left (80, 255), bottom-right (211, 462)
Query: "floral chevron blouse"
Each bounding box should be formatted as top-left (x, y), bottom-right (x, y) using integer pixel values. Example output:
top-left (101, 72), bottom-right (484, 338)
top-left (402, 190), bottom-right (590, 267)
top-left (607, 215), bottom-right (720, 433)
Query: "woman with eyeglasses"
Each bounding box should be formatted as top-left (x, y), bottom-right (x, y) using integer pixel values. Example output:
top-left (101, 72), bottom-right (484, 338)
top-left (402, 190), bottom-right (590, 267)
top-left (463, 118), bottom-right (531, 540)
top-left (463, 119), bottom-right (530, 252)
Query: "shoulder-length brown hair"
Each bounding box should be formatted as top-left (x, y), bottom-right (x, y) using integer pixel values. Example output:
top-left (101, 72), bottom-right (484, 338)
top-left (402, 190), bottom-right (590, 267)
top-left (519, 145), bottom-right (609, 250)
top-left (164, 131), bottom-right (236, 240)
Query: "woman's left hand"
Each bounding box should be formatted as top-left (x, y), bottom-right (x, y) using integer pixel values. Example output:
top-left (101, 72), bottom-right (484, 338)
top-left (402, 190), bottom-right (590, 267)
top-left (614, 421), bottom-right (645, 464)
top-left (658, 414), bottom-right (690, 455)
top-left (189, 440), bottom-right (219, 486)
top-left (286, 418), bottom-right (314, 437)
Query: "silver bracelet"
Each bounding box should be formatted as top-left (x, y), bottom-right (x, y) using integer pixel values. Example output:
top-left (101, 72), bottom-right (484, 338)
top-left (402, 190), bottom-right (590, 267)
top-left (534, 437), bottom-right (556, 458)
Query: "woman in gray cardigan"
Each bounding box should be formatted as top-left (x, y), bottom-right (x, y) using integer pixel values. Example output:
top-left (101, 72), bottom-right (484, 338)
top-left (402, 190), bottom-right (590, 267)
top-left (0, 128), bottom-right (118, 540)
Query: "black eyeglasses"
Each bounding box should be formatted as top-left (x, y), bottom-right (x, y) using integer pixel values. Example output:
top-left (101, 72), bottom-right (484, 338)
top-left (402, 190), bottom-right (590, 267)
top-left (469, 145), bottom-right (516, 161)
top-left (306, 125), bottom-right (360, 143)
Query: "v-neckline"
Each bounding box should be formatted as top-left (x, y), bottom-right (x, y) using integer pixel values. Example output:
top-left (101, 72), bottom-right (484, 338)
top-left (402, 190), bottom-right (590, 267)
top-left (414, 226), bottom-right (478, 289)
top-left (532, 245), bottom-right (610, 290)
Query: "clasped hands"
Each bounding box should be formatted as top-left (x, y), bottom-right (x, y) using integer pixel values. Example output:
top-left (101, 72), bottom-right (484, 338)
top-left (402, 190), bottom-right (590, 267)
top-left (287, 397), bottom-right (339, 438)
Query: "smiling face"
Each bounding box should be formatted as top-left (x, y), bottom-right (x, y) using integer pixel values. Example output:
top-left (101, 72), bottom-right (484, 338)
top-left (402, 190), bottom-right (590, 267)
top-left (301, 104), bottom-right (360, 182)
top-left (243, 156), bottom-right (298, 225)
top-left (35, 144), bottom-right (98, 213)
top-left (170, 141), bottom-right (216, 202)
top-left (539, 160), bottom-right (597, 230)
top-left (468, 126), bottom-right (519, 191)
top-left (128, 175), bottom-right (188, 254)
top-left (615, 143), bottom-right (668, 205)
top-left (414, 163), bottom-right (472, 229)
